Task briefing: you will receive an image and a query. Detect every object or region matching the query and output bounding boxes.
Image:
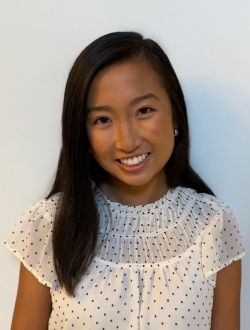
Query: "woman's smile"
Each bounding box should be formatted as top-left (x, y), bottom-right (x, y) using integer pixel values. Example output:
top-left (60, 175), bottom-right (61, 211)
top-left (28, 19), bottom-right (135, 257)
top-left (115, 152), bottom-right (151, 171)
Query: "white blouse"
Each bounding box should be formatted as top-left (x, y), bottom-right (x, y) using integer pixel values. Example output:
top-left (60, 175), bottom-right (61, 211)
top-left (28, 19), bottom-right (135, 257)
top-left (5, 186), bottom-right (245, 330)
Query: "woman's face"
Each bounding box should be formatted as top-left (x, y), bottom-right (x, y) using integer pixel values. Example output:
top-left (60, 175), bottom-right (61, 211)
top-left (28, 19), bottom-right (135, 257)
top-left (86, 59), bottom-right (177, 194)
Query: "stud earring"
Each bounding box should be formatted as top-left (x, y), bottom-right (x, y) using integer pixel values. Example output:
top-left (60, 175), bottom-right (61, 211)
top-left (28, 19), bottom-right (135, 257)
top-left (174, 128), bottom-right (179, 137)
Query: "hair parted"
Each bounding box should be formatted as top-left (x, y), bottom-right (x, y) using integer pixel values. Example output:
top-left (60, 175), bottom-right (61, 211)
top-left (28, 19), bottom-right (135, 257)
top-left (47, 31), bottom-right (214, 295)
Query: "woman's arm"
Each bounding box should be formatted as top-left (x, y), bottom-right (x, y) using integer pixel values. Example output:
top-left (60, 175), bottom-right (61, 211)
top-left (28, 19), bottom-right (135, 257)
top-left (211, 259), bottom-right (242, 330)
top-left (11, 263), bottom-right (52, 330)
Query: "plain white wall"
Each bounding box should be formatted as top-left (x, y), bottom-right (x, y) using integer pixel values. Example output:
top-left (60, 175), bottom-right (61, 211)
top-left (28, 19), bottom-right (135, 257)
top-left (1, 1), bottom-right (249, 328)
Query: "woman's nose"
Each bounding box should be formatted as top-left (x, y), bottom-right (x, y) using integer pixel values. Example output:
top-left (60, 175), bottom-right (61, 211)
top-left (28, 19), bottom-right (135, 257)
top-left (115, 121), bottom-right (141, 152)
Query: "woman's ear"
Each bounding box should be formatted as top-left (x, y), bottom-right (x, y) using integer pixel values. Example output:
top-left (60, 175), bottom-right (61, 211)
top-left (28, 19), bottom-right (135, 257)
top-left (172, 115), bottom-right (178, 137)
top-left (173, 118), bottom-right (179, 137)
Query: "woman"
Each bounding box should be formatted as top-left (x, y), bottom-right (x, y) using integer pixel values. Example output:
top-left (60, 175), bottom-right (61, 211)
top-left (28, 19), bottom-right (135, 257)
top-left (6, 31), bottom-right (245, 329)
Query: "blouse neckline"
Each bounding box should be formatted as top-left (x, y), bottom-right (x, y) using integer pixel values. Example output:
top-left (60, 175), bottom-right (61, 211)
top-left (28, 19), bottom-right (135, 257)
top-left (95, 186), bottom-right (181, 214)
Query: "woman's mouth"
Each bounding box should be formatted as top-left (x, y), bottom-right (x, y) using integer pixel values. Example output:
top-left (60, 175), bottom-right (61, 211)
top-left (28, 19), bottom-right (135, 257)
top-left (116, 153), bottom-right (150, 166)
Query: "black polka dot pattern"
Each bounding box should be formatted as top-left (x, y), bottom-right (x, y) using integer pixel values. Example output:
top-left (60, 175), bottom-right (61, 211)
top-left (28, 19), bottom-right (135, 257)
top-left (5, 187), bottom-right (245, 329)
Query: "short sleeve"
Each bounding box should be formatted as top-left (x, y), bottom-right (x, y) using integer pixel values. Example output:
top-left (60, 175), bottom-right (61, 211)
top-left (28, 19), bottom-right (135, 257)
top-left (4, 196), bottom-right (59, 289)
top-left (201, 203), bottom-right (245, 286)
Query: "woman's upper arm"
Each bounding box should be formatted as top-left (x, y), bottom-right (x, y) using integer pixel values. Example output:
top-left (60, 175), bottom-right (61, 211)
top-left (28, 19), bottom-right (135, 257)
top-left (11, 263), bottom-right (52, 330)
top-left (211, 259), bottom-right (242, 330)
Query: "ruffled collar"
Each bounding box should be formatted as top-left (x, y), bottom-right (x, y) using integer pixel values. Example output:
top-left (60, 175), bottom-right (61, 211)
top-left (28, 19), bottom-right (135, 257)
top-left (95, 186), bottom-right (196, 236)
top-left (96, 186), bottom-right (180, 213)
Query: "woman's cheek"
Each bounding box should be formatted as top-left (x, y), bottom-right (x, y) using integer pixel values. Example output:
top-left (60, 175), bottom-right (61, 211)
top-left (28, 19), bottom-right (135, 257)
top-left (90, 130), bottom-right (113, 155)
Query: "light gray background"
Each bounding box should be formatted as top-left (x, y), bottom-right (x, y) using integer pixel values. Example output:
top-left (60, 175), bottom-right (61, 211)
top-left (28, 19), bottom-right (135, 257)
top-left (0, 1), bottom-right (249, 328)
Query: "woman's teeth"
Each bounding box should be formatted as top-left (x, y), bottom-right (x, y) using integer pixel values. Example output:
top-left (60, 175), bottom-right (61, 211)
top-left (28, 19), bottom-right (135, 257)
top-left (119, 153), bottom-right (149, 166)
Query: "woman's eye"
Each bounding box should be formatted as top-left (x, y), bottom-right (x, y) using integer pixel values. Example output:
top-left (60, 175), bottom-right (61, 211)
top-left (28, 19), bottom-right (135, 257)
top-left (95, 116), bottom-right (111, 124)
top-left (138, 107), bottom-right (153, 115)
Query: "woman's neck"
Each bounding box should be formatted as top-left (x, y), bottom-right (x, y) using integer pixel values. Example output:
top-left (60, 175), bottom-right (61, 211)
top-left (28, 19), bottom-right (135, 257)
top-left (100, 175), bottom-right (169, 206)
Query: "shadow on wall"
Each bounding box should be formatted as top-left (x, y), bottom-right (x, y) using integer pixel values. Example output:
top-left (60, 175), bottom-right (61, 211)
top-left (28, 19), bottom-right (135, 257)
top-left (182, 78), bottom-right (249, 195)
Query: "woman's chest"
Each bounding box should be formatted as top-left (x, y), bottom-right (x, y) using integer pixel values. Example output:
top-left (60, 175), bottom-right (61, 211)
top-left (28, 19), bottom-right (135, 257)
top-left (49, 248), bottom-right (214, 330)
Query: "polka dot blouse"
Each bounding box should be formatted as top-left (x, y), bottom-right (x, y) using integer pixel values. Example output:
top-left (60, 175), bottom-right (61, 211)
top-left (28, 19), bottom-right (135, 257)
top-left (5, 186), bottom-right (245, 329)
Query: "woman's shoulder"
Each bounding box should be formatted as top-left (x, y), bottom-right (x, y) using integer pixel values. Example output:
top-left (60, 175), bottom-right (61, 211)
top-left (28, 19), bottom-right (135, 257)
top-left (176, 186), bottom-right (240, 230)
top-left (177, 185), bottom-right (232, 212)
top-left (35, 192), bottom-right (61, 212)
top-left (22, 193), bottom-right (61, 224)
top-left (6, 193), bottom-right (61, 244)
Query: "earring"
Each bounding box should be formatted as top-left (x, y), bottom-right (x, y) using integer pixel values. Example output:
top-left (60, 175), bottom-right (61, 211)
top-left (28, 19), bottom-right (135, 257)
top-left (174, 128), bottom-right (179, 137)
top-left (89, 148), bottom-right (92, 153)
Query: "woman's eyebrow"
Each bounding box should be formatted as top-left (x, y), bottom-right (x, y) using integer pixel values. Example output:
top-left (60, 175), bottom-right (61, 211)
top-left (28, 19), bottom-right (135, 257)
top-left (87, 93), bottom-right (160, 113)
top-left (129, 93), bottom-right (160, 106)
top-left (87, 105), bottom-right (111, 114)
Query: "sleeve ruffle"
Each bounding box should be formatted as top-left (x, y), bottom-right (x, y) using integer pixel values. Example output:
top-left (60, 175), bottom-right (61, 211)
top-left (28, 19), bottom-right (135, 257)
top-left (201, 203), bottom-right (245, 287)
top-left (5, 196), bottom-right (59, 290)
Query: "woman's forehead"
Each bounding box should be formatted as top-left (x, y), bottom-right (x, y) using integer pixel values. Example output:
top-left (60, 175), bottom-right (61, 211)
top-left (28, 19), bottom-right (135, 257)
top-left (87, 59), bottom-right (167, 106)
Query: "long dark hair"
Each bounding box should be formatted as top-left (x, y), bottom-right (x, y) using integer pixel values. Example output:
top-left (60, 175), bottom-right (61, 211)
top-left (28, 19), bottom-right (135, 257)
top-left (47, 31), bottom-right (214, 295)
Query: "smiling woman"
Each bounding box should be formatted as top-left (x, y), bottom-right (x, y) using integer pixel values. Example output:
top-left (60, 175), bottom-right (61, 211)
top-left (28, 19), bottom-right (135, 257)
top-left (5, 32), bottom-right (245, 330)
